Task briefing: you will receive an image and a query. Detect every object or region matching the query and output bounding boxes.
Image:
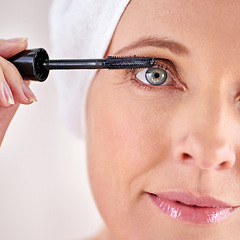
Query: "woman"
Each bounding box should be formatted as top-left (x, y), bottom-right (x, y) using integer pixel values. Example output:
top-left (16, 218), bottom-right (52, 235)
top-left (1, 0), bottom-right (240, 239)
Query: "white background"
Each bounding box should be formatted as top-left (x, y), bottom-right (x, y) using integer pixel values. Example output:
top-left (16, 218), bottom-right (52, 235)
top-left (0, 0), bottom-right (103, 239)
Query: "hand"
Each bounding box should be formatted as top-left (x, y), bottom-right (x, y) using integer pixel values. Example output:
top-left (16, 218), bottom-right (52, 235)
top-left (0, 38), bottom-right (37, 146)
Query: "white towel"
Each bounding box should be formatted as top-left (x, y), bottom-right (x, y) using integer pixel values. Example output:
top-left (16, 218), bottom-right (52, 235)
top-left (50, 0), bottom-right (131, 138)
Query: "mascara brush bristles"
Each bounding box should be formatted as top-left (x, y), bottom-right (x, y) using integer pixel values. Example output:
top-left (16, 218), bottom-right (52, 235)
top-left (104, 56), bottom-right (155, 69)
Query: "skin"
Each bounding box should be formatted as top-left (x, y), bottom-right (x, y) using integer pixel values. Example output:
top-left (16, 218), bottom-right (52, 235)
top-left (86, 0), bottom-right (240, 239)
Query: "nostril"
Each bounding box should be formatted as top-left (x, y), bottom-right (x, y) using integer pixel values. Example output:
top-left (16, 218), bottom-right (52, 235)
top-left (218, 161), bottom-right (232, 170)
top-left (182, 153), bottom-right (192, 160)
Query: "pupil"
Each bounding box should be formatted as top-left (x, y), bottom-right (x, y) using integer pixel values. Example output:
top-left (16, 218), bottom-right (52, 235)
top-left (154, 72), bottom-right (160, 79)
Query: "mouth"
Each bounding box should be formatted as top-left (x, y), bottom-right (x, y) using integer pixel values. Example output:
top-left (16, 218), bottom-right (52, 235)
top-left (147, 192), bottom-right (238, 224)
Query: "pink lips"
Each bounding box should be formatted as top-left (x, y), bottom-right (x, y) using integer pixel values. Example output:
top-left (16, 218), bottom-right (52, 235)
top-left (148, 192), bottom-right (238, 224)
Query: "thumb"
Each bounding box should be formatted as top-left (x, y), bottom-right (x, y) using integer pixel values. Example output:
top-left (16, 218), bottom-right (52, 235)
top-left (0, 38), bottom-right (28, 58)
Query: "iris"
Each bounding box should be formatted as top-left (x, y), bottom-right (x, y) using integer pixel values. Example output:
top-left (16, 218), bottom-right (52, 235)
top-left (145, 67), bottom-right (168, 85)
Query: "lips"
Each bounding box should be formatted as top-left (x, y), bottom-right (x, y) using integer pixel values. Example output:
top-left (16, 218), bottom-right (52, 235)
top-left (148, 192), bottom-right (238, 224)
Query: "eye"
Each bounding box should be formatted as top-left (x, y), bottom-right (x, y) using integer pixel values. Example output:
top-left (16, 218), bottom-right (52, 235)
top-left (127, 59), bottom-right (185, 91)
top-left (136, 66), bottom-right (174, 86)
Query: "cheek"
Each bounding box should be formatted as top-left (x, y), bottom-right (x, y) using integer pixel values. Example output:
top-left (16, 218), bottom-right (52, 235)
top-left (86, 72), bottom-right (173, 211)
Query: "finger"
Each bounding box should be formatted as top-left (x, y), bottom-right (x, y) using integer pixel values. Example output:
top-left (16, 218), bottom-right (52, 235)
top-left (0, 65), bottom-right (13, 107)
top-left (0, 38), bottom-right (28, 58)
top-left (0, 56), bottom-right (37, 104)
top-left (0, 64), bottom-right (21, 145)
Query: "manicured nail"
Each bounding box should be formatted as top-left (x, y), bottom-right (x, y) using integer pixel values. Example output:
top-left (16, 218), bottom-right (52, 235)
top-left (7, 37), bottom-right (28, 43)
top-left (21, 81), bottom-right (37, 103)
top-left (3, 81), bottom-right (15, 105)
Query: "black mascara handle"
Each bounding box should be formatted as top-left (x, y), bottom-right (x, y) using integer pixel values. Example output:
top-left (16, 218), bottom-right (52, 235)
top-left (9, 48), bottom-right (49, 82)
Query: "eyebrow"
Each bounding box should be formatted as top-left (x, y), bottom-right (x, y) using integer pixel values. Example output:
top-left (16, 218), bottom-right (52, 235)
top-left (114, 37), bottom-right (190, 56)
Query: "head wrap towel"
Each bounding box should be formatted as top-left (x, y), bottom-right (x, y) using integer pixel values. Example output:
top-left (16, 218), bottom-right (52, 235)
top-left (50, 0), bottom-right (131, 138)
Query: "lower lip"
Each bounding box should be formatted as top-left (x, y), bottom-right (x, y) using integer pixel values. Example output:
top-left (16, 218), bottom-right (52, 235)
top-left (148, 194), bottom-right (236, 224)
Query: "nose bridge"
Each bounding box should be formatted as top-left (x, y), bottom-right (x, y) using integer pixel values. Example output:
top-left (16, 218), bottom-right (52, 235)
top-left (191, 53), bottom-right (235, 140)
top-left (193, 88), bottom-right (226, 144)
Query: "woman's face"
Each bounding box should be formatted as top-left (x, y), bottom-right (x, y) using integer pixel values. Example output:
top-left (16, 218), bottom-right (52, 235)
top-left (86, 0), bottom-right (240, 239)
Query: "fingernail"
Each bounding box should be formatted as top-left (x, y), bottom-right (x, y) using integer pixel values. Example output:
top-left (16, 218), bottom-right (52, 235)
top-left (21, 81), bottom-right (37, 103)
top-left (7, 37), bottom-right (28, 43)
top-left (3, 81), bottom-right (15, 105)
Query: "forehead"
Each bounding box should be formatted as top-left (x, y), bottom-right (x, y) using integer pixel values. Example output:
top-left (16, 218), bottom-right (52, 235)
top-left (109, 0), bottom-right (240, 59)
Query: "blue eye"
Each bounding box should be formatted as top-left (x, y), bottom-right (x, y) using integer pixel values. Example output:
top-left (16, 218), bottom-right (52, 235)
top-left (135, 66), bottom-right (175, 87)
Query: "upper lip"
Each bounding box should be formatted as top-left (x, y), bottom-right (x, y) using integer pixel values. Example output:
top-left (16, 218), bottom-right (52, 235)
top-left (148, 191), bottom-right (237, 208)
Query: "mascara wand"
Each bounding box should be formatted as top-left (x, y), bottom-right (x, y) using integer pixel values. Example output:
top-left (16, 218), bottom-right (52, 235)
top-left (9, 48), bottom-right (155, 82)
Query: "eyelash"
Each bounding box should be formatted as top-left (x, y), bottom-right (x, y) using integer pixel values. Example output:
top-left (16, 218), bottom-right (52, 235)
top-left (124, 58), bottom-right (183, 91)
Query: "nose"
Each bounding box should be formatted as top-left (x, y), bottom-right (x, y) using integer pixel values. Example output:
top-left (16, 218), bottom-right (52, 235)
top-left (173, 98), bottom-right (236, 171)
top-left (173, 132), bottom-right (236, 170)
